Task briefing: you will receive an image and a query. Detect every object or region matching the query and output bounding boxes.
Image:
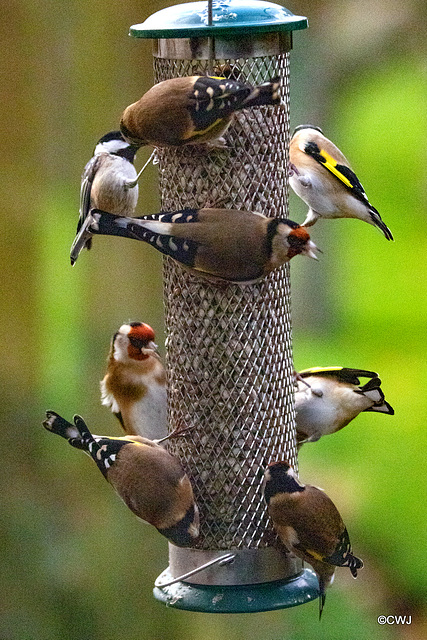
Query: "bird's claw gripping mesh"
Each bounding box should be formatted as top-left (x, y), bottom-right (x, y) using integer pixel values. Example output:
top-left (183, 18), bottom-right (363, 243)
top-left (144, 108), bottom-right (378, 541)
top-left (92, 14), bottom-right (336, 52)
top-left (154, 54), bottom-right (297, 551)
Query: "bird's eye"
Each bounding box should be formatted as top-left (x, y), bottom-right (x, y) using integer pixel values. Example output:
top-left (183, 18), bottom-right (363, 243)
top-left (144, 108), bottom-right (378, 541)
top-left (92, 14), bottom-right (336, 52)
top-left (128, 336), bottom-right (146, 350)
top-left (288, 235), bottom-right (306, 250)
top-left (304, 141), bottom-right (320, 155)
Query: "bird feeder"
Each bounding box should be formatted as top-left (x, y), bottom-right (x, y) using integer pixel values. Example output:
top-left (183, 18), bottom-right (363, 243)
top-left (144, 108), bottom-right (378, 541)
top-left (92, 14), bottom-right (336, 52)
top-left (129, 0), bottom-right (318, 613)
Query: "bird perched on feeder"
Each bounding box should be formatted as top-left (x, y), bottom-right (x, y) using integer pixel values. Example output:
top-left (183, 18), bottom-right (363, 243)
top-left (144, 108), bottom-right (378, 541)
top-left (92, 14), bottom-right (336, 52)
top-left (100, 322), bottom-right (168, 441)
top-left (70, 130), bottom-right (144, 262)
top-left (120, 75), bottom-right (281, 148)
top-left (70, 208), bottom-right (319, 281)
top-left (289, 125), bottom-right (393, 240)
top-left (42, 411), bottom-right (199, 547)
top-left (263, 460), bottom-right (363, 619)
top-left (294, 366), bottom-right (394, 445)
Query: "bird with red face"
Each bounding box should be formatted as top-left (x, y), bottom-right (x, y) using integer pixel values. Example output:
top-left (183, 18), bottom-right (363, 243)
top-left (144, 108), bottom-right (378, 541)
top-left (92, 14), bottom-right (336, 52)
top-left (71, 208), bottom-right (319, 283)
top-left (101, 322), bottom-right (167, 442)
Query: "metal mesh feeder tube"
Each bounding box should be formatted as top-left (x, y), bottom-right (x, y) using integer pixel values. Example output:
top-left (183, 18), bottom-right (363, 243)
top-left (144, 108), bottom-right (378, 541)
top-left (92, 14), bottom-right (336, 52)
top-left (130, 1), bottom-right (318, 613)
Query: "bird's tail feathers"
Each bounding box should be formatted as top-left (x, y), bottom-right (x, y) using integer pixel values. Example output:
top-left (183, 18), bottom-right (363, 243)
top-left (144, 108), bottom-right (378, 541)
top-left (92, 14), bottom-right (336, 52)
top-left (355, 377), bottom-right (394, 415)
top-left (369, 209), bottom-right (394, 241)
top-left (70, 212), bottom-right (96, 265)
top-left (68, 414), bottom-right (100, 455)
top-left (87, 210), bottom-right (142, 240)
top-left (43, 411), bottom-right (80, 441)
top-left (43, 411), bottom-right (100, 456)
top-left (357, 376), bottom-right (382, 395)
top-left (364, 400), bottom-right (394, 415)
top-left (241, 77), bottom-right (281, 109)
top-left (345, 553), bottom-right (364, 578)
top-left (317, 576), bottom-right (328, 620)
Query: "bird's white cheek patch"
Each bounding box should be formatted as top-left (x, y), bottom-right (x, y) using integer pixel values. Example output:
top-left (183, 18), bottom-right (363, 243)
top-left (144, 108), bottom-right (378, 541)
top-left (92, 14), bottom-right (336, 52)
top-left (95, 139), bottom-right (129, 155)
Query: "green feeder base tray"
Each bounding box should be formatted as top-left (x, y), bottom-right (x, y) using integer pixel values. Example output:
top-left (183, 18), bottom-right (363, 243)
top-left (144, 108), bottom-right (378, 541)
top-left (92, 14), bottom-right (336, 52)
top-left (153, 568), bottom-right (319, 613)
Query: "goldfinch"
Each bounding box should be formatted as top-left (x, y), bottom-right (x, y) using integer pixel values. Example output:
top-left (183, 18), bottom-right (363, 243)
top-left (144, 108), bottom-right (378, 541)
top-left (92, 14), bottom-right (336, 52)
top-left (295, 367), bottom-right (394, 445)
top-left (120, 75), bottom-right (280, 147)
top-left (70, 208), bottom-right (319, 281)
top-left (289, 125), bottom-right (393, 240)
top-left (71, 131), bottom-right (141, 262)
top-left (100, 322), bottom-right (167, 441)
top-left (263, 461), bottom-right (363, 619)
top-left (43, 411), bottom-right (199, 547)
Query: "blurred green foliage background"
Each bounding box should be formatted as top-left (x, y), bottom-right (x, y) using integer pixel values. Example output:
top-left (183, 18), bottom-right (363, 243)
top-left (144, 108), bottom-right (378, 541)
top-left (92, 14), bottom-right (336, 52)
top-left (1, 1), bottom-right (426, 638)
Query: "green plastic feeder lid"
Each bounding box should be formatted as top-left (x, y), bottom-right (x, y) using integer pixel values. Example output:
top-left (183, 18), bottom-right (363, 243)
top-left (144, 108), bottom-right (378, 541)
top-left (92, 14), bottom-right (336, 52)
top-left (130, 1), bottom-right (308, 39)
top-left (153, 568), bottom-right (320, 613)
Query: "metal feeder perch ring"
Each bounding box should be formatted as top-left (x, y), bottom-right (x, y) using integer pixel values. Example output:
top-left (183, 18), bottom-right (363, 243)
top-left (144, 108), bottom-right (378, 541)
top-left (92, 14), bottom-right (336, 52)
top-left (129, 0), bottom-right (318, 613)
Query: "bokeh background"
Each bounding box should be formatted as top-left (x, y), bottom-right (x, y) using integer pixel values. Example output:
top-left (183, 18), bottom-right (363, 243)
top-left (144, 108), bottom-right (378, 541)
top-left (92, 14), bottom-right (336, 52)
top-left (1, 1), bottom-right (426, 638)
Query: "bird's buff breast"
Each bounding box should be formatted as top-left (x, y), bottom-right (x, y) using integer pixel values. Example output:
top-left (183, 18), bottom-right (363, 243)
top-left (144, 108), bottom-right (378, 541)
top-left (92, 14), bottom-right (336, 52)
top-left (120, 378), bottom-right (167, 441)
top-left (92, 157), bottom-right (138, 214)
top-left (295, 387), bottom-right (343, 435)
top-left (290, 171), bottom-right (341, 216)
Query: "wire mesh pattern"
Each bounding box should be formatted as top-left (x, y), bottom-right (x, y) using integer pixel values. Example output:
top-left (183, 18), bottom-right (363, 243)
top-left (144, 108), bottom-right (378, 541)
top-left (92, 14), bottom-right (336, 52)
top-left (154, 54), bottom-right (297, 549)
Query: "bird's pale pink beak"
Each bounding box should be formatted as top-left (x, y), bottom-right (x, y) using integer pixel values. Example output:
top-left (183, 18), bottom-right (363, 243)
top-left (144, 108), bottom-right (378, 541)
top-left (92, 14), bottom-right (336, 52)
top-left (303, 240), bottom-right (320, 260)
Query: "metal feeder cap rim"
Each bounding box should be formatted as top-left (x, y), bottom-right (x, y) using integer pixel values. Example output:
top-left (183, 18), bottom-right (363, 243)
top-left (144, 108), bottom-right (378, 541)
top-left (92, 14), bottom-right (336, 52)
top-left (130, 0), bottom-right (308, 39)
